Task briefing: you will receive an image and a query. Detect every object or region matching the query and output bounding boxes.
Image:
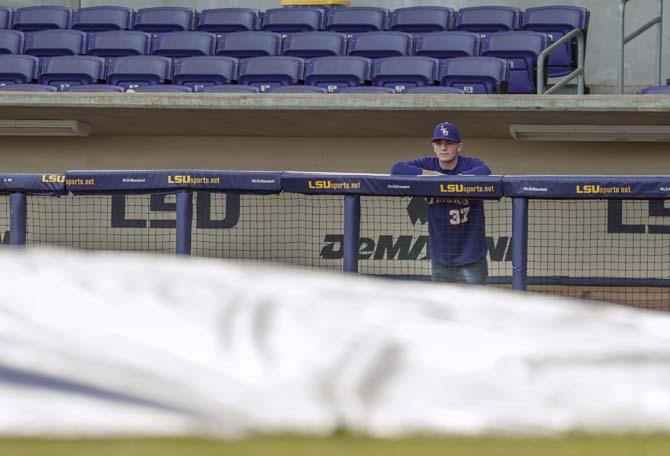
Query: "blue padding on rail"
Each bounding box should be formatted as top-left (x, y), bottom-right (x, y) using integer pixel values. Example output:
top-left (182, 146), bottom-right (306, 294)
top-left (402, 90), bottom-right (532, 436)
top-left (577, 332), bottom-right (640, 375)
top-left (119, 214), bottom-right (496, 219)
top-left (504, 176), bottom-right (670, 199)
top-left (65, 170), bottom-right (283, 194)
top-left (0, 174), bottom-right (65, 196)
top-left (281, 172), bottom-right (504, 198)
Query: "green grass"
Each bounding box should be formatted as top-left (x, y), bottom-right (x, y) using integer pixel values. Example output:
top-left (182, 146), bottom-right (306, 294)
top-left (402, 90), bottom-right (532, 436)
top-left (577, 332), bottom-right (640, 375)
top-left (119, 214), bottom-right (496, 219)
top-left (2, 434), bottom-right (670, 456)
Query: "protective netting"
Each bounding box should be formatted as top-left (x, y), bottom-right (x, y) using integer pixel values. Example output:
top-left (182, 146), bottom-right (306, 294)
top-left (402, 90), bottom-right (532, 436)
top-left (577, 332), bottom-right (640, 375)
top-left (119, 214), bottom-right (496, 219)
top-left (528, 199), bottom-right (670, 310)
top-left (192, 192), bottom-right (343, 271)
top-left (26, 194), bottom-right (176, 254)
top-left (0, 195), bottom-right (8, 245)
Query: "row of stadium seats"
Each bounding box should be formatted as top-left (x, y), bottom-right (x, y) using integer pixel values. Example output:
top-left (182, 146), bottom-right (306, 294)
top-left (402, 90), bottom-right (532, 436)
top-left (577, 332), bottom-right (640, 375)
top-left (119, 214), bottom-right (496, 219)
top-left (0, 5), bottom-right (588, 78)
top-left (0, 55), bottom-right (511, 94)
top-left (0, 30), bottom-right (550, 93)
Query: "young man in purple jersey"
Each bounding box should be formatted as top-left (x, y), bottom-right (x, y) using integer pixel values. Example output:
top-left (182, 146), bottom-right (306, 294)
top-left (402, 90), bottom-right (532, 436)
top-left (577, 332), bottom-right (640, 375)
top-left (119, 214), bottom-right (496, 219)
top-left (390, 121), bottom-right (491, 285)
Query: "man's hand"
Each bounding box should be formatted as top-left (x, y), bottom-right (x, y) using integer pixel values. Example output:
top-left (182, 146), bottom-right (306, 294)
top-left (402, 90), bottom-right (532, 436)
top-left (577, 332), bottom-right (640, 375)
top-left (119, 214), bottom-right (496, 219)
top-left (420, 169), bottom-right (442, 176)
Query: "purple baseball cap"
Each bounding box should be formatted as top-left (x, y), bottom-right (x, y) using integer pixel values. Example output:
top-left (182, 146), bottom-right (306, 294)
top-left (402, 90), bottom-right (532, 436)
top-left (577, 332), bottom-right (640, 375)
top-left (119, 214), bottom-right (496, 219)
top-left (432, 121), bottom-right (461, 143)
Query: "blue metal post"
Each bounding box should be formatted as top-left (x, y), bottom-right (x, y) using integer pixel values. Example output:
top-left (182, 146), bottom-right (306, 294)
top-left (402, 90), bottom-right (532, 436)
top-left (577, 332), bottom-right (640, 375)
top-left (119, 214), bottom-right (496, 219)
top-left (175, 190), bottom-right (193, 255)
top-left (343, 195), bottom-right (361, 273)
top-left (511, 197), bottom-right (528, 291)
top-left (9, 193), bottom-right (26, 246)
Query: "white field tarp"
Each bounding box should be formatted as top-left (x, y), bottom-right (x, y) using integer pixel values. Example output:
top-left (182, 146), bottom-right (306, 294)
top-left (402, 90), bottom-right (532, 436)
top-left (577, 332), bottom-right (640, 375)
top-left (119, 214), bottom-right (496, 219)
top-left (1, 248), bottom-right (670, 437)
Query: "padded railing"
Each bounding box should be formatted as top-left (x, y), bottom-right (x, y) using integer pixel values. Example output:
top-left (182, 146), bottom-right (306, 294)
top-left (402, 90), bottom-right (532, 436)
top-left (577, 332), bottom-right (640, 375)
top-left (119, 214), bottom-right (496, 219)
top-left (617, 0), bottom-right (664, 94)
top-left (537, 28), bottom-right (586, 95)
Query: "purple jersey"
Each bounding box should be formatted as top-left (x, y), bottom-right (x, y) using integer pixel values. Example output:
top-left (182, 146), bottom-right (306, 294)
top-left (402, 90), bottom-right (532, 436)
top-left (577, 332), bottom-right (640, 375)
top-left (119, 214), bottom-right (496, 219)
top-left (390, 156), bottom-right (491, 266)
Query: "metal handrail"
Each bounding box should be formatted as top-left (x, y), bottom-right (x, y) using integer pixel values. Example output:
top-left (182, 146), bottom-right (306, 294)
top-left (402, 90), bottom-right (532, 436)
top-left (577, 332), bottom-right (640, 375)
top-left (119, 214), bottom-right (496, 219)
top-left (536, 28), bottom-right (585, 95)
top-left (617, 0), bottom-right (664, 94)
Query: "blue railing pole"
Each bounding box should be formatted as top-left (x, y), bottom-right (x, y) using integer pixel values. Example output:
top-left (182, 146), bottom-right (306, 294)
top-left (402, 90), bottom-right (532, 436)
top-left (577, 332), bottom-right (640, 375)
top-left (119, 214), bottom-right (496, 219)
top-left (511, 197), bottom-right (528, 291)
top-left (9, 193), bottom-right (27, 246)
top-left (175, 190), bottom-right (193, 255)
top-left (343, 195), bottom-right (361, 273)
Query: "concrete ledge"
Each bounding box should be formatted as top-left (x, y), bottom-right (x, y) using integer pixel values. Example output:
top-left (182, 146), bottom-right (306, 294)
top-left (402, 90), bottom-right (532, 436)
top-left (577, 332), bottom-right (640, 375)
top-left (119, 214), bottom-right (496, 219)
top-left (0, 93), bottom-right (668, 137)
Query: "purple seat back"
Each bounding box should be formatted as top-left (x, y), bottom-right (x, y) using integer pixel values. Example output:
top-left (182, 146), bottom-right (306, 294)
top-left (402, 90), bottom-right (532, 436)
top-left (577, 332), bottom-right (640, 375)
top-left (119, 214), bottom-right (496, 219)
top-left (73, 6), bottom-right (133, 32)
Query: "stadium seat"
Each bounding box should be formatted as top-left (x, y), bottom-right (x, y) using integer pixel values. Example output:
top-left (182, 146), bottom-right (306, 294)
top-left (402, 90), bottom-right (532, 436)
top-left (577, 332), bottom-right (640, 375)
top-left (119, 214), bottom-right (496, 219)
top-left (455, 6), bottom-right (521, 33)
top-left (439, 56), bottom-right (510, 94)
top-left (640, 86), bottom-right (670, 94)
top-left (347, 31), bottom-right (413, 59)
top-left (86, 31), bottom-right (151, 57)
top-left (0, 83), bottom-right (56, 92)
top-left (267, 85), bottom-right (327, 93)
top-left (390, 6), bottom-right (455, 33)
top-left (0, 30), bottom-right (24, 54)
top-left (133, 7), bottom-right (196, 33)
top-left (522, 6), bottom-right (590, 78)
top-left (326, 7), bottom-right (390, 33)
top-left (304, 56), bottom-right (371, 92)
top-left (64, 84), bottom-right (125, 92)
top-left (172, 56), bottom-right (238, 92)
top-left (481, 31), bottom-right (549, 94)
top-left (261, 7), bottom-right (325, 33)
top-left (371, 56), bottom-right (438, 93)
top-left (414, 31), bottom-right (481, 60)
top-left (0, 54), bottom-right (39, 85)
top-left (24, 30), bottom-right (86, 57)
top-left (0, 7), bottom-right (12, 30)
top-left (216, 31), bottom-right (283, 58)
top-left (237, 56), bottom-right (304, 92)
top-left (38, 55), bottom-right (106, 90)
top-left (106, 55), bottom-right (173, 90)
top-left (282, 32), bottom-right (347, 58)
top-left (202, 84), bottom-right (260, 93)
top-left (197, 8), bottom-right (260, 33)
top-left (130, 85), bottom-right (193, 93)
top-left (337, 86), bottom-right (396, 93)
top-left (73, 6), bottom-right (134, 32)
top-left (406, 86), bottom-right (465, 94)
top-left (12, 6), bottom-right (72, 32)
top-left (151, 31), bottom-right (216, 58)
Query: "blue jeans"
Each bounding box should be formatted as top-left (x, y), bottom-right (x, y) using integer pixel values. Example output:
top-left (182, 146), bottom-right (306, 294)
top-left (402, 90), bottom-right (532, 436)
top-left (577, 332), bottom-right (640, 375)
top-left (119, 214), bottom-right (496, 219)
top-left (431, 258), bottom-right (488, 285)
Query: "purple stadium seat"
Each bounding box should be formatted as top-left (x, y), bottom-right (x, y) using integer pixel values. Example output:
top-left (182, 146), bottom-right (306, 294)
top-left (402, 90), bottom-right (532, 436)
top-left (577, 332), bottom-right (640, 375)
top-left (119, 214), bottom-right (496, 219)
top-left (326, 7), bottom-right (389, 33)
top-left (371, 56), bottom-right (438, 93)
top-left (73, 6), bottom-right (134, 32)
top-left (261, 7), bottom-right (325, 33)
top-left (64, 84), bottom-right (125, 92)
top-left (106, 55), bottom-right (173, 90)
top-left (152, 31), bottom-right (216, 58)
top-left (337, 86), bottom-right (396, 94)
top-left (640, 86), bottom-right (670, 94)
top-left (133, 7), bottom-right (196, 33)
top-left (38, 55), bottom-right (106, 90)
top-left (0, 30), bottom-right (24, 54)
top-left (12, 6), bottom-right (72, 32)
top-left (522, 6), bottom-right (590, 77)
top-left (24, 30), bottom-right (86, 57)
top-left (406, 86), bottom-right (465, 94)
top-left (216, 31), bottom-right (283, 58)
top-left (455, 6), bottom-right (521, 33)
top-left (414, 31), bottom-right (481, 60)
top-left (390, 6), bottom-right (455, 33)
top-left (202, 85), bottom-right (259, 93)
top-left (0, 83), bottom-right (56, 92)
top-left (0, 7), bottom-right (12, 29)
top-left (304, 56), bottom-right (371, 93)
top-left (130, 85), bottom-right (192, 93)
top-left (172, 56), bottom-right (238, 92)
top-left (197, 8), bottom-right (260, 33)
top-left (86, 31), bottom-right (151, 57)
top-left (439, 56), bottom-right (510, 94)
top-left (267, 85), bottom-right (327, 93)
top-left (0, 55), bottom-right (39, 85)
top-left (237, 56), bottom-right (304, 92)
top-left (481, 31), bottom-right (549, 94)
top-left (282, 32), bottom-right (347, 58)
top-left (347, 31), bottom-right (413, 59)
